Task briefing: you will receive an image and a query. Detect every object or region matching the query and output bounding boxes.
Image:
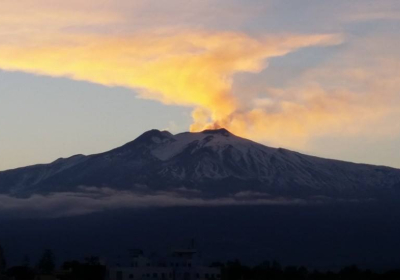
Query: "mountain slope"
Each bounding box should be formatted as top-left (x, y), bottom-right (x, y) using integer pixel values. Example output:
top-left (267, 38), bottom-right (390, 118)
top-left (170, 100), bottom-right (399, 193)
top-left (1, 128), bottom-right (400, 198)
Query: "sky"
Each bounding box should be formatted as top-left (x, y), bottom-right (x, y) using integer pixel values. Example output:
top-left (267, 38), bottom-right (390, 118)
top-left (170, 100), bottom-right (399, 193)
top-left (0, 0), bottom-right (400, 171)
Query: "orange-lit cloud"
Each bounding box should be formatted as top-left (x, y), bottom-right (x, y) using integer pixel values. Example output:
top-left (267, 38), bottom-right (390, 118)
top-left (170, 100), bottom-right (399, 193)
top-left (0, 27), bottom-right (342, 131)
top-left (211, 35), bottom-right (400, 149)
top-left (210, 85), bottom-right (395, 148)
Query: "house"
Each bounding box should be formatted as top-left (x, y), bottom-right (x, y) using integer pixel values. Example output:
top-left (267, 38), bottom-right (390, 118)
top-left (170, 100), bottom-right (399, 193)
top-left (35, 275), bottom-right (59, 280)
top-left (108, 247), bottom-right (221, 280)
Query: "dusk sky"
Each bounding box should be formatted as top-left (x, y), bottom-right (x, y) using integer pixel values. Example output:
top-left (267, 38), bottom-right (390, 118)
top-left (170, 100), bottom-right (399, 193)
top-left (1, 0), bottom-right (400, 171)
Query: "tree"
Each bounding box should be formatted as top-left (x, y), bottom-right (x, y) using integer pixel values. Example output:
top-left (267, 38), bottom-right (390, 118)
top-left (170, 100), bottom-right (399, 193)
top-left (61, 259), bottom-right (106, 280)
top-left (84, 256), bottom-right (100, 266)
top-left (0, 245), bottom-right (6, 275)
top-left (6, 266), bottom-right (35, 280)
top-left (37, 249), bottom-right (55, 274)
top-left (22, 255), bottom-right (30, 268)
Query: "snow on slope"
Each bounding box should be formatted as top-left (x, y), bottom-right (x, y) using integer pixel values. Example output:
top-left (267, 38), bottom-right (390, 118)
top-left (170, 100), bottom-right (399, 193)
top-left (152, 128), bottom-right (272, 161)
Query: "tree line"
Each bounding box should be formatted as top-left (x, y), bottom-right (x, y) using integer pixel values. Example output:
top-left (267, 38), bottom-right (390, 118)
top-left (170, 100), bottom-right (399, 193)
top-left (0, 249), bottom-right (105, 280)
top-left (2, 249), bottom-right (400, 280)
top-left (217, 260), bottom-right (400, 280)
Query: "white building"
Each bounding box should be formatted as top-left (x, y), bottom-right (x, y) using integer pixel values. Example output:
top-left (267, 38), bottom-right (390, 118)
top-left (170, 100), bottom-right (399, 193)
top-left (108, 248), bottom-right (221, 280)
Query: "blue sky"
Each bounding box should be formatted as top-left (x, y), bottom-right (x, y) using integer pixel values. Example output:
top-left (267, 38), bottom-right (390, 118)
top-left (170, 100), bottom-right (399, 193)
top-left (0, 0), bottom-right (400, 170)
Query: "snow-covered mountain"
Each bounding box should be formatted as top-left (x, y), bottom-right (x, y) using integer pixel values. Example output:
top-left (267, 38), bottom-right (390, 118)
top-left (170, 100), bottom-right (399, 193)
top-left (1, 128), bottom-right (400, 198)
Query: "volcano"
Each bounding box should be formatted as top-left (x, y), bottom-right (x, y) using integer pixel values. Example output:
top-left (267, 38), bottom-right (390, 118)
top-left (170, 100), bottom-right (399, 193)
top-left (1, 128), bottom-right (400, 199)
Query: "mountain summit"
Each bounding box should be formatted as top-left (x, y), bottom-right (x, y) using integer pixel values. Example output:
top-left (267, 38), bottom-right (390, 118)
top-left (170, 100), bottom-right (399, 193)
top-left (1, 128), bottom-right (400, 198)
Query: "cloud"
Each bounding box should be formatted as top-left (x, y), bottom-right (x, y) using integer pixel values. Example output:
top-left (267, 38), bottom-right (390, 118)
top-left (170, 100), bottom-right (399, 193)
top-left (205, 33), bottom-right (400, 149)
top-left (207, 82), bottom-right (397, 149)
top-left (0, 28), bottom-right (342, 126)
top-left (0, 188), bottom-right (312, 219)
top-left (0, 187), bottom-right (373, 219)
top-left (340, 0), bottom-right (400, 22)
